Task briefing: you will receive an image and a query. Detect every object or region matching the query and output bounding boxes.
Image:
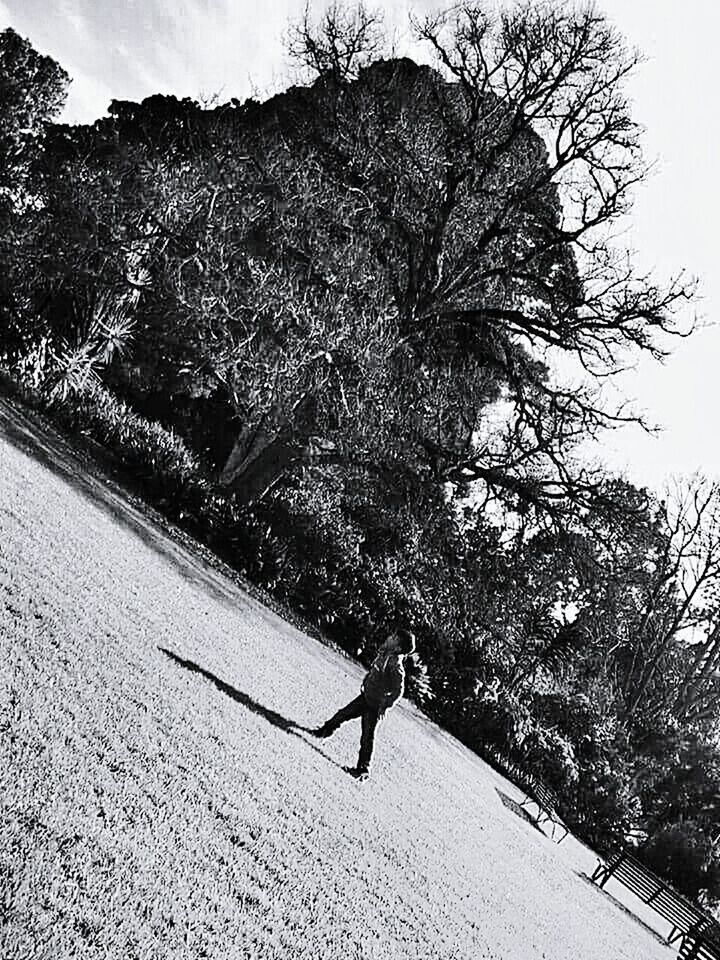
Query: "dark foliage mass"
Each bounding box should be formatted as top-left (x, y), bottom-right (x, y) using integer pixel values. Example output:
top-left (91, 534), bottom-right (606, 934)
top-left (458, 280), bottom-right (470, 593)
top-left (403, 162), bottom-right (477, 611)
top-left (1, 4), bottom-right (719, 903)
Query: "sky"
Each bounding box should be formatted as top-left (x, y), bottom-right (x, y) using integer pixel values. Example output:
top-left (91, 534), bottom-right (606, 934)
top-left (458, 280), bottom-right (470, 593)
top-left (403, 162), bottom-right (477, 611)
top-left (2, 0), bottom-right (718, 494)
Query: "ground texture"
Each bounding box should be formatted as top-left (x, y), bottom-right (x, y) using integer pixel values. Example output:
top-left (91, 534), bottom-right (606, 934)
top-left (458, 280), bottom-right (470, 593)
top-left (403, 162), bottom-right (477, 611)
top-left (0, 397), bottom-right (676, 960)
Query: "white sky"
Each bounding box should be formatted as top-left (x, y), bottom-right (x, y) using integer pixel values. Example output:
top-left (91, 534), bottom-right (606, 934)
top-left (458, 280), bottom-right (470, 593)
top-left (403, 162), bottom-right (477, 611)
top-left (2, 0), bottom-right (718, 494)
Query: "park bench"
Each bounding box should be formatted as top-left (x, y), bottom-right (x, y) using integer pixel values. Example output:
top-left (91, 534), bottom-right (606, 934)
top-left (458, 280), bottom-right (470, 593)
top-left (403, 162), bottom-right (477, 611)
top-left (518, 776), bottom-right (569, 843)
top-left (480, 743), bottom-right (569, 843)
top-left (591, 850), bottom-right (720, 953)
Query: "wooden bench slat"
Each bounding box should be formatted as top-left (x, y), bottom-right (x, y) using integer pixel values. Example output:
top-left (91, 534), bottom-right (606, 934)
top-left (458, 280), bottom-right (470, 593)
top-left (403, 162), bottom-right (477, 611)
top-left (656, 906), bottom-right (705, 927)
top-left (652, 894), bottom-right (705, 922)
top-left (615, 878), bottom-right (662, 900)
top-left (612, 872), bottom-right (661, 895)
top-left (615, 874), bottom-right (661, 893)
top-left (612, 861), bottom-right (659, 882)
top-left (655, 906), bottom-right (705, 930)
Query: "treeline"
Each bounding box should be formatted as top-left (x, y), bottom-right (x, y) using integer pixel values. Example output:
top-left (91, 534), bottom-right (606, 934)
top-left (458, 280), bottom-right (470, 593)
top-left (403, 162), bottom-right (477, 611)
top-left (2, 5), bottom-right (720, 900)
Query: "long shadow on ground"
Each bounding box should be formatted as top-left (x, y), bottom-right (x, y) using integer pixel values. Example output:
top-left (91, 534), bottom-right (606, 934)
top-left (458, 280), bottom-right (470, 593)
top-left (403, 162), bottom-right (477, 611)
top-left (576, 871), bottom-right (670, 947)
top-left (159, 647), bottom-right (345, 770)
top-left (495, 788), bottom-right (544, 833)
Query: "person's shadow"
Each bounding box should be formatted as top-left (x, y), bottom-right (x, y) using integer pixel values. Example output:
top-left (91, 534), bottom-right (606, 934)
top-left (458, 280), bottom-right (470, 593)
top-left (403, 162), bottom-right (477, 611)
top-left (158, 647), bottom-right (343, 769)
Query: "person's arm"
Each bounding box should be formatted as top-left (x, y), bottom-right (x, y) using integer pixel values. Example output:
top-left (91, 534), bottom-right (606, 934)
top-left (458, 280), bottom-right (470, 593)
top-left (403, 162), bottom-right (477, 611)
top-left (383, 659), bottom-right (405, 704)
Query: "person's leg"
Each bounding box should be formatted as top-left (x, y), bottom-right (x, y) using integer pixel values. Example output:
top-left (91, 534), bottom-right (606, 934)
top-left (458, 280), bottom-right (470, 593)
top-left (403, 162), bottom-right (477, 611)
top-left (356, 706), bottom-right (382, 774)
top-left (314, 694), bottom-right (365, 737)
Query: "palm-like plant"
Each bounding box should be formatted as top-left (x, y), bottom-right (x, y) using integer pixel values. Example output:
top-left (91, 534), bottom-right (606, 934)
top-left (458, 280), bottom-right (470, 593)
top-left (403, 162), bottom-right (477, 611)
top-left (44, 296), bottom-right (136, 402)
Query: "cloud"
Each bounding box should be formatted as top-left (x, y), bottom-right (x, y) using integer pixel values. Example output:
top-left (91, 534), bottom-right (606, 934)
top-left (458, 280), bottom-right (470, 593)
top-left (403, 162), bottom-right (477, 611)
top-left (1, 0), bottom-right (424, 119)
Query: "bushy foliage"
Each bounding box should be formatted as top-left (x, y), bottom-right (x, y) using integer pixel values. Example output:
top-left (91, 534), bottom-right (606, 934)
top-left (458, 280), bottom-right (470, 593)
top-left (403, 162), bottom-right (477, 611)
top-left (639, 822), bottom-right (720, 905)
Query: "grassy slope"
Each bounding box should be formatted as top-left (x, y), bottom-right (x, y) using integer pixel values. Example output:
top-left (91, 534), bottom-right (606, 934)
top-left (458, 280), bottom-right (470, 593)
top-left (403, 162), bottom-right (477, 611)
top-left (0, 397), bottom-right (674, 960)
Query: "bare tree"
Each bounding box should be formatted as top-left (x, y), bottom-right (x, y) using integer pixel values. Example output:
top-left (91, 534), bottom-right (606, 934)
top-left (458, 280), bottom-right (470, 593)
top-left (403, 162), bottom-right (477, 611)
top-left (274, 2), bottom-right (695, 518)
top-left (618, 476), bottom-right (720, 724)
top-left (286, 2), bottom-right (387, 81)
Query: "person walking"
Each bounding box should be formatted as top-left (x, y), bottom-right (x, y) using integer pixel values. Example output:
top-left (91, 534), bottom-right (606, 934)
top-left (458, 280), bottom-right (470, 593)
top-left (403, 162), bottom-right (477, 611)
top-left (312, 629), bottom-right (416, 780)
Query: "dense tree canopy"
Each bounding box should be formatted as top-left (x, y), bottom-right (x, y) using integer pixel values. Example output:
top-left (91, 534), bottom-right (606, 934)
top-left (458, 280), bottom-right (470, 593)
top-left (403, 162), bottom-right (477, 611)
top-left (0, 27), bottom-right (69, 202)
top-left (0, 28), bottom-right (70, 358)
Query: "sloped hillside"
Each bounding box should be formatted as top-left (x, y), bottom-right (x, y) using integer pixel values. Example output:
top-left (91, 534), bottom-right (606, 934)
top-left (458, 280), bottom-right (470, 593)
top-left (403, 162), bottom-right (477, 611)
top-left (0, 397), bottom-right (673, 960)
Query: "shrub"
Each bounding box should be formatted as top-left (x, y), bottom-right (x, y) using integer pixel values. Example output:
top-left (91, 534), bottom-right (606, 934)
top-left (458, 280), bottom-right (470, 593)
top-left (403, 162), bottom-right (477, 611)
top-left (640, 821), bottom-right (720, 905)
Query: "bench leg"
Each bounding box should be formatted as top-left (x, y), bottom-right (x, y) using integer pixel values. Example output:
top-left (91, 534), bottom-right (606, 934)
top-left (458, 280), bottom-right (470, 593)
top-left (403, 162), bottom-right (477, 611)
top-left (550, 822), bottom-right (568, 843)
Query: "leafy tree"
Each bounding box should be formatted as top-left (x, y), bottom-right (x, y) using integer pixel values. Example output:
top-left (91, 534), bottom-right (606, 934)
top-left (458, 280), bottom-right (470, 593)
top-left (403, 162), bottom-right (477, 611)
top-left (0, 29), bottom-right (69, 357)
top-left (0, 28), bottom-right (69, 204)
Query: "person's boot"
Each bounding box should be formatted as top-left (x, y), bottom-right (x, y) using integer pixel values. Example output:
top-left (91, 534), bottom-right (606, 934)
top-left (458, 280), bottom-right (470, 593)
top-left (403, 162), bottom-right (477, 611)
top-left (344, 765), bottom-right (369, 781)
top-left (312, 723), bottom-right (333, 738)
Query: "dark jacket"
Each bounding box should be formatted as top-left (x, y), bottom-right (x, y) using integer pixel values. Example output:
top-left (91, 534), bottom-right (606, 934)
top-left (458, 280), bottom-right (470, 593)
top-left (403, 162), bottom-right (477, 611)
top-left (362, 649), bottom-right (405, 710)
